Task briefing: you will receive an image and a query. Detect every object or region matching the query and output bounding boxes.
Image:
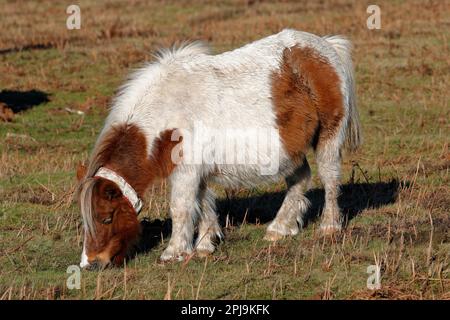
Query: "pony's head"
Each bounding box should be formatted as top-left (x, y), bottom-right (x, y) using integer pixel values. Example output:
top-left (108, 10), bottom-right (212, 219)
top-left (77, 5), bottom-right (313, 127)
top-left (76, 123), bottom-right (181, 269)
top-left (77, 164), bottom-right (141, 269)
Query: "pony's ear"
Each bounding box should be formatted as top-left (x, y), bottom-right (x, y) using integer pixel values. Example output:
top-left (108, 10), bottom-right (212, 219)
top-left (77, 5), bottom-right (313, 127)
top-left (76, 163), bottom-right (87, 182)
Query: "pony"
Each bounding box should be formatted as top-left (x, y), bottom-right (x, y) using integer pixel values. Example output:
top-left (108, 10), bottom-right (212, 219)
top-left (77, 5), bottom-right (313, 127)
top-left (76, 29), bottom-right (361, 268)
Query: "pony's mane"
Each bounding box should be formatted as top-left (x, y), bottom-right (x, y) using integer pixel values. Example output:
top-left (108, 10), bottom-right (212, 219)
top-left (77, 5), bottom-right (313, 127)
top-left (152, 41), bottom-right (211, 64)
top-left (106, 41), bottom-right (211, 123)
top-left (77, 177), bottom-right (97, 237)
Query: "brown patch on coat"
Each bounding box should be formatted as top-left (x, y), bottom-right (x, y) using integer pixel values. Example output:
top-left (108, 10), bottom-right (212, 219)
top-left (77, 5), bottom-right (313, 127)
top-left (81, 124), bottom-right (182, 266)
top-left (271, 46), bottom-right (344, 159)
top-left (150, 129), bottom-right (183, 179)
top-left (93, 124), bottom-right (181, 196)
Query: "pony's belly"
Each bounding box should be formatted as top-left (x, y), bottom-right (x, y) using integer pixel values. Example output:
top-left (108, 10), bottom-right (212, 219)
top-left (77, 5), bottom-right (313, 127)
top-left (209, 155), bottom-right (295, 188)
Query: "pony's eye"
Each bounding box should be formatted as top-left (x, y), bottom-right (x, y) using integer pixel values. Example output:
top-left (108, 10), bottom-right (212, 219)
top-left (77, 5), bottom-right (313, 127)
top-left (102, 217), bottom-right (112, 224)
top-left (105, 188), bottom-right (120, 200)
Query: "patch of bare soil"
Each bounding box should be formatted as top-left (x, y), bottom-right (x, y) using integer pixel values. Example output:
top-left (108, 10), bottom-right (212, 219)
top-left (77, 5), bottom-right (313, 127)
top-left (0, 102), bottom-right (14, 122)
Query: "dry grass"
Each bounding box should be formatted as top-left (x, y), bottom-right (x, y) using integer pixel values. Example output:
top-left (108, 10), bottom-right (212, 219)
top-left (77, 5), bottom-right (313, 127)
top-left (0, 0), bottom-right (449, 299)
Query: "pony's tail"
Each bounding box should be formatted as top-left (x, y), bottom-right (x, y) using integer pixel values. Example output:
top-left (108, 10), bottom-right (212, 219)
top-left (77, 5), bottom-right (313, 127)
top-left (324, 35), bottom-right (362, 152)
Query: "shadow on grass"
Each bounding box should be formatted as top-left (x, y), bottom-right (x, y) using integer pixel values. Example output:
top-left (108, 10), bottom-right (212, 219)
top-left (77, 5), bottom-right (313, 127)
top-left (217, 179), bottom-right (402, 227)
top-left (0, 43), bottom-right (56, 55)
top-left (133, 218), bottom-right (171, 255)
top-left (0, 89), bottom-right (49, 113)
top-left (133, 180), bottom-right (402, 257)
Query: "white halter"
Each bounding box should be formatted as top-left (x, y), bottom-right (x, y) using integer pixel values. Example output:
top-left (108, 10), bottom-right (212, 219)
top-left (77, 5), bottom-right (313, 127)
top-left (94, 167), bottom-right (143, 214)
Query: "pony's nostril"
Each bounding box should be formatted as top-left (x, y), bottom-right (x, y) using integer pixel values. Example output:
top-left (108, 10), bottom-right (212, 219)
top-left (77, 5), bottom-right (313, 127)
top-left (84, 259), bottom-right (100, 271)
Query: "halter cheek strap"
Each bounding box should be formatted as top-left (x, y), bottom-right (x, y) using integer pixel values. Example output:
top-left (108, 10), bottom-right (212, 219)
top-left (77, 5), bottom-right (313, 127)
top-left (94, 167), bottom-right (143, 215)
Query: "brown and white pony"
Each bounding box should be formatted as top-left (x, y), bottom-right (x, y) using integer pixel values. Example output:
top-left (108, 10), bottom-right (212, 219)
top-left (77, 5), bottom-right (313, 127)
top-left (76, 29), bottom-right (361, 268)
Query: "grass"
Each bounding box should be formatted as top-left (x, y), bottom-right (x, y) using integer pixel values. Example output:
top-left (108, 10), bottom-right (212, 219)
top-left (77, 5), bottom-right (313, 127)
top-left (0, 0), bottom-right (448, 300)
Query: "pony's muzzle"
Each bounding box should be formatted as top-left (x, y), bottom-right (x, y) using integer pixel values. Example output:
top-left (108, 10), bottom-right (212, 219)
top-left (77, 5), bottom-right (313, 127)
top-left (83, 258), bottom-right (110, 271)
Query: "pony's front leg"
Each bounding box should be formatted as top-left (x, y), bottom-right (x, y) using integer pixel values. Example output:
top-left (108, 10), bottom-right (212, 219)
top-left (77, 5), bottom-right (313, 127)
top-left (160, 168), bottom-right (201, 262)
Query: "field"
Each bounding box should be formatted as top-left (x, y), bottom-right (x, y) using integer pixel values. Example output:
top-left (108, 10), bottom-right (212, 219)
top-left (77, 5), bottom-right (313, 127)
top-left (0, 0), bottom-right (449, 300)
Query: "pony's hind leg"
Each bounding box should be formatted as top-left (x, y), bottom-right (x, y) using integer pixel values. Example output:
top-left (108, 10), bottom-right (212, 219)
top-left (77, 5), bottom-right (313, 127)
top-left (315, 138), bottom-right (343, 235)
top-left (195, 183), bottom-right (223, 256)
top-left (264, 159), bottom-right (311, 241)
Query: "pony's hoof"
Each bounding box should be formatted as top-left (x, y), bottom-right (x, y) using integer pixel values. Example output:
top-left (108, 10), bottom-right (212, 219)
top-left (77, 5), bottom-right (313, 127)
top-left (264, 231), bottom-right (285, 242)
top-left (195, 241), bottom-right (216, 257)
top-left (265, 220), bottom-right (299, 241)
top-left (319, 223), bottom-right (342, 236)
top-left (160, 248), bottom-right (191, 262)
